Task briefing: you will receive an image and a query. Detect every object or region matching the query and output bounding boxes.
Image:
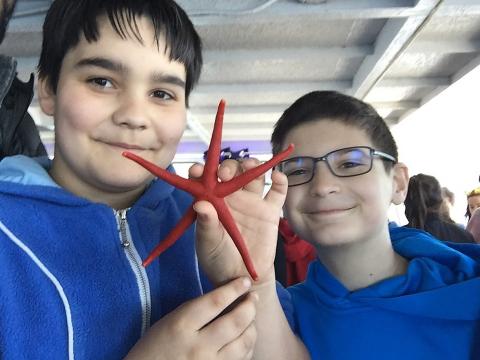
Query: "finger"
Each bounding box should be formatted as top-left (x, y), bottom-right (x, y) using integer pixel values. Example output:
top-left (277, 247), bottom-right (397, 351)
top-left (193, 200), bottom-right (226, 257)
top-left (263, 169), bottom-right (289, 209)
top-left (218, 318), bottom-right (257, 360)
top-left (236, 158), bottom-right (266, 195)
top-left (180, 277), bottom-right (253, 330)
top-left (188, 162), bottom-right (204, 179)
top-left (201, 292), bottom-right (258, 355)
top-left (218, 159), bottom-right (242, 182)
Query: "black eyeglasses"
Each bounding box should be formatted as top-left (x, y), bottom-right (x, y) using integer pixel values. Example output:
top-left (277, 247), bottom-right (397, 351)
top-left (276, 146), bottom-right (397, 187)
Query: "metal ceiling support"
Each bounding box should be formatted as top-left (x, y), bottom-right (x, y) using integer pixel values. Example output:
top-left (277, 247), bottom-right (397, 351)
top-left (188, 0), bottom-right (280, 16)
top-left (378, 77), bottom-right (450, 88)
top-left (204, 46), bottom-right (372, 63)
top-left (194, 81), bottom-right (351, 95)
top-left (12, 0), bottom-right (52, 18)
top-left (186, 112), bottom-right (211, 145)
top-left (408, 40), bottom-right (480, 54)
top-left (190, 0), bottom-right (425, 25)
top-left (350, 0), bottom-right (443, 99)
top-left (191, 100), bottom-right (420, 117)
top-left (296, 0), bottom-right (328, 3)
top-left (437, 0), bottom-right (480, 16)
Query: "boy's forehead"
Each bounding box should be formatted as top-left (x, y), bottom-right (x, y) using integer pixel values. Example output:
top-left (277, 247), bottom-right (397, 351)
top-left (283, 120), bottom-right (373, 155)
top-left (66, 15), bottom-right (186, 80)
top-left (285, 119), bottom-right (368, 141)
top-left (91, 14), bottom-right (166, 49)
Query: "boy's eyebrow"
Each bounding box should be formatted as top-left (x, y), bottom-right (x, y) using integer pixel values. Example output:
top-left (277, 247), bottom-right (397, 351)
top-left (75, 57), bottom-right (127, 74)
top-left (75, 57), bottom-right (186, 89)
top-left (151, 73), bottom-right (186, 89)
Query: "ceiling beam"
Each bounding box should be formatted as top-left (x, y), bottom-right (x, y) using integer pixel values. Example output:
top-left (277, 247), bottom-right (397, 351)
top-left (187, 0), bottom-right (428, 25)
top-left (193, 80), bottom-right (351, 95)
top-left (190, 76), bottom-right (449, 100)
top-left (407, 40), bottom-right (480, 54)
top-left (204, 45), bottom-right (372, 63)
top-left (436, 0), bottom-right (480, 16)
top-left (350, 0), bottom-right (443, 99)
top-left (190, 101), bottom-right (420, 118)
top-left (186, 112), bottom-right (210, 145)
top-left (378, 77), bottom-right (451, 87)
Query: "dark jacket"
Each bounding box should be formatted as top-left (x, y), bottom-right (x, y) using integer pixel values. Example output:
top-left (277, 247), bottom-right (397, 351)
top-left (408, 213), bottom-right (476, 244)
top-left (0, 55), bottom-right (47, 159)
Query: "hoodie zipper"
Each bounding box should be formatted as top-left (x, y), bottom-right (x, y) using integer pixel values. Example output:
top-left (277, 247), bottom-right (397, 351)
top-left (115, 209), bottom-right (152, 335)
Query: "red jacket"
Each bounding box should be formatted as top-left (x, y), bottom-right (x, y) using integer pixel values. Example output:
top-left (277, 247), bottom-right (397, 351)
top-left (278, 218), bottom-right (317, 286)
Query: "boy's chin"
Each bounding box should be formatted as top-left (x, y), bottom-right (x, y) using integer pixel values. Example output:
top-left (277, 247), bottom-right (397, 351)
top-left (95, 170), bottom-right (154, 193)
top-left (308, 229), bottom-right (360, 249)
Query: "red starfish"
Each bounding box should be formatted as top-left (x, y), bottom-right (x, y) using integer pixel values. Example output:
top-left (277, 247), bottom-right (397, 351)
top-left (123, 99), bottom-right (293, 280)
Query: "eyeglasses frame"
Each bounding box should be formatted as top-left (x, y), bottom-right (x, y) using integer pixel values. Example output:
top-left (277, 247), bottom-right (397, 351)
top-left (277, 146), bottom-right (397, 187)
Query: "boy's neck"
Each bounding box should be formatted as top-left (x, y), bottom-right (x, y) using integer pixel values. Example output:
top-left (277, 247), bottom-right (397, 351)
top-left (49, 167), bottom-right (146, 210)
top-left (316, 234), bottom-right (408, 291)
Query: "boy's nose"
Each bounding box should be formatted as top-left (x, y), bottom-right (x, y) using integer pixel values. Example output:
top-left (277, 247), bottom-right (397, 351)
top-left (309, 162), bottom-right (340, 197)
top-left (112, 96), bottom-right (149, 130)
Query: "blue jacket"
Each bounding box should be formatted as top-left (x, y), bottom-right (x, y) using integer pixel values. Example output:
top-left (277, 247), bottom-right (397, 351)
top-left (0, 156), bottom-right (208, 359)
top-left (286, 227), bottom-right (480, 360)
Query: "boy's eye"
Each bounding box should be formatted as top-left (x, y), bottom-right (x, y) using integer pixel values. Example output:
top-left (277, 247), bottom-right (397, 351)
top-left (151, 90), bottom-right (174, 100)
top-left (89, 77), bottom-right (114, 89)
top-left (338, 161), bottom-right (362, 169)
top-left (287, 168), bottom-right (311, 177)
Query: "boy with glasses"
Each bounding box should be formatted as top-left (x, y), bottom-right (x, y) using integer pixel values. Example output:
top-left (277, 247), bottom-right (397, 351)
top-left (207, 90), bottom-right (480, 359)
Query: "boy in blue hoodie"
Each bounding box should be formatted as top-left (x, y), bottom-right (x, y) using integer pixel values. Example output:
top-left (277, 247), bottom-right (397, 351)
top-left (203, 90), bottom-right (480, 360)
top-left (0, 0), bottom-right (284, 358)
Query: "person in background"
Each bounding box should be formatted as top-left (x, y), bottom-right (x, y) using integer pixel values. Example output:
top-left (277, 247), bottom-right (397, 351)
top-left (467, 208), bottom-right (480, 244)
top-left (466, 186), bottom-right (480, 244)
top-left (466, 186), bottom-right (480, 221)
top-left (0, 0), bottom-right (47, 159)
top-left (440, 186), bottom-right (455, 220)
top-left (404, 174), bottom-right (475, 243)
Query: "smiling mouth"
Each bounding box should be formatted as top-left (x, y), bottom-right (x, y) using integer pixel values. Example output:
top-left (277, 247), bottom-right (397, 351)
top-left (106, 142), bottom-right (146, 151)
top-left (307, 207), bottom-right (354, 216)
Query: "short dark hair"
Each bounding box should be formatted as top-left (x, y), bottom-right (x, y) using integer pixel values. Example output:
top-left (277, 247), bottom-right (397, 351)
top-left (271, 91), bottom-right (397, 171)
top-left (37, 0), bottom-right (202, 104)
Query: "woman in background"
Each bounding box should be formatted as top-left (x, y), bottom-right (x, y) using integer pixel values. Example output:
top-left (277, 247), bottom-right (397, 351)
top-left (466, 187), bottom-right (480, 243)
top-left (466, 187), bottom-right (480, 221)
top-left (404, 174), bottom-right (475, 243)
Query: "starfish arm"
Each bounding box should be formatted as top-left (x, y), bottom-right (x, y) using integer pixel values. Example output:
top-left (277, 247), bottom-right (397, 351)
top-left (216, 144), bottom-right (294, 197)
top-left (212, 198), bottom-right (258, 280)
top-left (203, 99), bottom-right (225, 189)
top-left (122, 151), bottom-right (203, 196)
top-left (143, 205), bottom-right (197, 267)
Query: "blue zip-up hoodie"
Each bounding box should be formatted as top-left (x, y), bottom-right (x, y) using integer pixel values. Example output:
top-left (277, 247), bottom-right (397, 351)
top-left (286, 227), bottom-right (480, 360)
top-left (0, 156), bottom-right (208, 359)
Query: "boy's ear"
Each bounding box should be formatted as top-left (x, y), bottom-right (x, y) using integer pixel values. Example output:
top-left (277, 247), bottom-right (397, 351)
top-left (37, 76), bottom-right (56, 116)
top-left (391, 162), bottom-right (409, 205)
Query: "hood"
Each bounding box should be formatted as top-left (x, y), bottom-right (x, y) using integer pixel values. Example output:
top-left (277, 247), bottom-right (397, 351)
top-left (0, 155), bottom-right (178, 210)
top-left (304, 226), bottom-right (480, 320)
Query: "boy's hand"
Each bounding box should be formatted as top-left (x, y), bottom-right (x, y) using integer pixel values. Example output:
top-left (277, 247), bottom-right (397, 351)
top-left (125, 277), bottom-right (257, 360)
top-left (191, 158), bottom-right (288, 286)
